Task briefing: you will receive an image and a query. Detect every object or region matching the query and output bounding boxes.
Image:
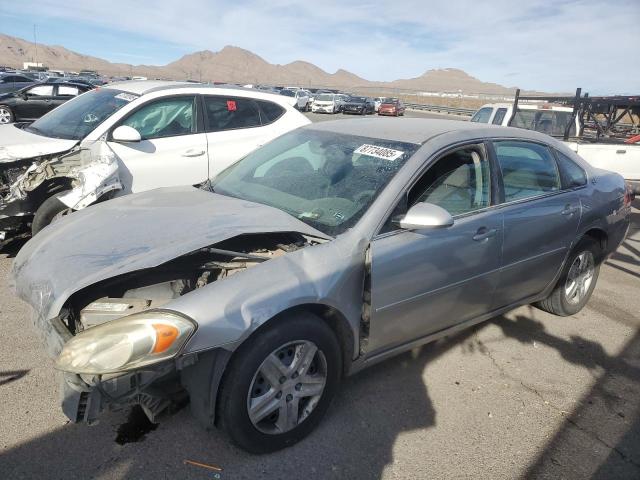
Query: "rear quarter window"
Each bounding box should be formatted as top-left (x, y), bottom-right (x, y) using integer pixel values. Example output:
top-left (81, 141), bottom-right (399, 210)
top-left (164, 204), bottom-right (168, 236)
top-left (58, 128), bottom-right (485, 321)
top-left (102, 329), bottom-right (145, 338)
top-left (257, 100), bottom-right (285, 124)
top-left (555, 150), bottom-right (587, 188)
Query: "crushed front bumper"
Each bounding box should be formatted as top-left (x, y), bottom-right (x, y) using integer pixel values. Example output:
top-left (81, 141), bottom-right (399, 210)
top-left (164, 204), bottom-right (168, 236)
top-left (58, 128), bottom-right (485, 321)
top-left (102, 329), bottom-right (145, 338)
top-left (36, 313), bottom-right (184, 425)
top-left (60, 363), bottom-right (180, 425)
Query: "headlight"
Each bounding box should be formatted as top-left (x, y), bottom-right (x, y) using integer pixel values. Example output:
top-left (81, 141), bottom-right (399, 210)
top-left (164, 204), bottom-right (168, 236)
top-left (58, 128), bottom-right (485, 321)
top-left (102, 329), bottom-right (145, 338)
top-left (55, 310), bottom-right (196, 374)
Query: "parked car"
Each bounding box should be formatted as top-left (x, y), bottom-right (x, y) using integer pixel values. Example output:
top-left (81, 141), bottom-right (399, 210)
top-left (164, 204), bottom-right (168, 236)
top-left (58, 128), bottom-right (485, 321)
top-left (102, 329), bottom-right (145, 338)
top-left (0, 80), bottom-right (310, 247)
top-left (335, 94), bottom-right (349, 112)
top-left (311, 93), bottom-right (340, 114)
top-left (0, 73), bottom-right (36, 95)
top-left (374, 97), bottom-right (386, 112)
top-left (0, 82), bottom-right (93, 124)
top-left (342, 96), bottom-right (375, 115)
top-left (279, 88), bottom-right (311, 111)
top-left (378, 98), bottom-right (405, 116)
top-left (11, 118), bottom-right (630, 453)
top-left (51, 77), bottom-right (96, 88)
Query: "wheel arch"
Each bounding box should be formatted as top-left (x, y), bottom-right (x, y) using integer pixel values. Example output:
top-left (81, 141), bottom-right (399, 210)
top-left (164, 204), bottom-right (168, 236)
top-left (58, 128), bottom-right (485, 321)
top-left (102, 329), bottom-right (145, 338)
top-left (182, 302), bottom-right (357, 430)
top-left (28, 177), bottom-right (75, 210)
top-left (580, 227), bottom-right (608, 263)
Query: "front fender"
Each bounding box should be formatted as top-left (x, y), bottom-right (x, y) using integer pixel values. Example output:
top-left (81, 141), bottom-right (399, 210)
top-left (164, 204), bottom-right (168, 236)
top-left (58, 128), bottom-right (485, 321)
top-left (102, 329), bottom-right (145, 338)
top-left (167, 241), bottom-right (364, 355)
top-left (57, 142), bottom-right (122, 209)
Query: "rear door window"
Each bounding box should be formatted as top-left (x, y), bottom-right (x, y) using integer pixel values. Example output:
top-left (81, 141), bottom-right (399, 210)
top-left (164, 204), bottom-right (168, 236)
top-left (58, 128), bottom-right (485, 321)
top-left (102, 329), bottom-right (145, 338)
top-left (204, 96), bottom-right (262, 132)
top-left (492, 108), bottom-right (507, 125)
top-left (494, 141), bottom-right (561, 202)
top-left (57, 85), bottom-right (80, 97)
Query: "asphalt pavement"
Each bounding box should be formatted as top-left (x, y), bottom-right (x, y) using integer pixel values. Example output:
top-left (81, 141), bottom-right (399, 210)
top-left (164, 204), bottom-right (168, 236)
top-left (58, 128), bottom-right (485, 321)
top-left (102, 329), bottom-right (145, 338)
top-left (0, 112), bottom-right (638, 479)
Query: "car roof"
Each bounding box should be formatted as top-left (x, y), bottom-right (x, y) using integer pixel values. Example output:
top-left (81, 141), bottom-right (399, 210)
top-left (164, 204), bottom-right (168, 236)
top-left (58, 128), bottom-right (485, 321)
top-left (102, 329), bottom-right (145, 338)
top-left (306, 117), bottom-right (507, 144)
top-left (481, 102), bottom-right (573, 112)
top-left (102, 80), bottom-right (294, 105)
top-left (103, 80), bottom-right (194, 95)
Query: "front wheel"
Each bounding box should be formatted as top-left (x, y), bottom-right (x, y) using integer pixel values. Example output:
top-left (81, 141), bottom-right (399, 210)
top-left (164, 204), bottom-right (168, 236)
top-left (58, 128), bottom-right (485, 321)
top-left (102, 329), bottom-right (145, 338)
top-left (535, 238), bottom-right (601, 316)
top-left (217, 312), bottom-right (341, 453)
top-left (32, 191), bottom-right (73, 235)
top-left (0, 105), bottom-right (14, 124)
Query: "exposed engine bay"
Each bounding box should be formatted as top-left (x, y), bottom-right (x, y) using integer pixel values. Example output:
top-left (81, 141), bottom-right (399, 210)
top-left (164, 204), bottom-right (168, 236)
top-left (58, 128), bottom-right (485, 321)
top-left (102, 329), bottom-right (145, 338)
top-left (0, 141), bottom-right (120, 247)
top-left (62, 232), bottom-right (318, 335)
top-left (55, 231), bottom-right (321, 425)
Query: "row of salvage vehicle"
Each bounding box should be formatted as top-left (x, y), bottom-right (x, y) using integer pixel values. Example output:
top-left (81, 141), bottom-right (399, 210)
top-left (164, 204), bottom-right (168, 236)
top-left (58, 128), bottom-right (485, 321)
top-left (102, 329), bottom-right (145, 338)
top-left (1, 80), bottom-right (632, 453)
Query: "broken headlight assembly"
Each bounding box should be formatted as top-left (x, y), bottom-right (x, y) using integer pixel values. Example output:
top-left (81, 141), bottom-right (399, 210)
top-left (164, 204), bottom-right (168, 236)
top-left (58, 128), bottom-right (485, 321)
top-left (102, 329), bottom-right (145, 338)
top-left (55, 310), bottom-right (196, 375)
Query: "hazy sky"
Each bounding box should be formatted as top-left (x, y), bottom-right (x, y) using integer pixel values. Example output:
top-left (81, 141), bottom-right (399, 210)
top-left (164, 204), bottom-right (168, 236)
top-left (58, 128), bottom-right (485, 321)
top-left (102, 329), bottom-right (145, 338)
top-left (1, 0), bottom-right (638, 93)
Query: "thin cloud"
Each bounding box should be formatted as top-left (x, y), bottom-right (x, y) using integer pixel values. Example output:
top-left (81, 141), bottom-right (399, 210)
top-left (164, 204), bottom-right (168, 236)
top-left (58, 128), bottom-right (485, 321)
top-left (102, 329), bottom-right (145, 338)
top-left (1, 0), bottom-right (637, 93)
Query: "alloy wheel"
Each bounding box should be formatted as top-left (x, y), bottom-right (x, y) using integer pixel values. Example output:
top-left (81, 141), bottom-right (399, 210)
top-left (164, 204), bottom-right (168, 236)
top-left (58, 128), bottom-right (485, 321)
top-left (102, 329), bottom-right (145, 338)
top-left (564, 251), bottom-right (595, 305)
top-left (0, 107), bottom-right (12, 124)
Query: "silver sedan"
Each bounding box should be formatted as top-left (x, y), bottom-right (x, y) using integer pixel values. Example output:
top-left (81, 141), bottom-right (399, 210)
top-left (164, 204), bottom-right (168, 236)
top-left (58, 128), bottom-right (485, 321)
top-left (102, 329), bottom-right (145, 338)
top-left (12, 118), bottom-right (631, 453)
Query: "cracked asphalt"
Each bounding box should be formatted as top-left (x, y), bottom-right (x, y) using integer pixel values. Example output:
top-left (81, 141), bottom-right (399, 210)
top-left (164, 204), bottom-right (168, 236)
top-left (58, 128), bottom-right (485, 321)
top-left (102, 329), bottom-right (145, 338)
top-left (0, 124), bottom-right (638, 478)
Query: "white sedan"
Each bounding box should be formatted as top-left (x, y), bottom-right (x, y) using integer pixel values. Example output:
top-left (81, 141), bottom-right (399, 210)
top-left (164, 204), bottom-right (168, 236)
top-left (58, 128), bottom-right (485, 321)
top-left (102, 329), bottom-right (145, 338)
top-left (0, 81), bottom-right (310, 243)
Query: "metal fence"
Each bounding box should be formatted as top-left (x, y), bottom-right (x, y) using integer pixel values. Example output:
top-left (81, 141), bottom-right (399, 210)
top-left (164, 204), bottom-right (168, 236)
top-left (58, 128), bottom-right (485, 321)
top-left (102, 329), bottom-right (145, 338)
top-left (404, 103), bottom-right (476, 116)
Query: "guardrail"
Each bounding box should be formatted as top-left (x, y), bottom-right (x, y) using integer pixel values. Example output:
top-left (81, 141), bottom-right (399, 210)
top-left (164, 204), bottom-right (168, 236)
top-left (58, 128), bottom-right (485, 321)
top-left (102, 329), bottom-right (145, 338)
top-left (405, 103), bottom-right (476, 116)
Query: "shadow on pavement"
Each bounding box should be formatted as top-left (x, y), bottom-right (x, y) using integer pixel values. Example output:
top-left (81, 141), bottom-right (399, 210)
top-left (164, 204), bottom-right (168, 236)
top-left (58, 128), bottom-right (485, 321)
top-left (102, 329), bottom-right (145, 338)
top-left (494, 313), bottom-right (640, 479)
top-left (0, 326), bottom-right (478, 480)
top-left (0, 369), bottom-right (30, 387)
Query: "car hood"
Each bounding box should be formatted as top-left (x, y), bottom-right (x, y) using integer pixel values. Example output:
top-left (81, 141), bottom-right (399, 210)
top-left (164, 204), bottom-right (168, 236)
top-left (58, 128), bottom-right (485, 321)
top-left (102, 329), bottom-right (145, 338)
top-left (0, 124), bottom-right (78, 163)
top-left (344, 102), bottom-right (365, 107)
top-left (12, 186), bottom-right (330, 320)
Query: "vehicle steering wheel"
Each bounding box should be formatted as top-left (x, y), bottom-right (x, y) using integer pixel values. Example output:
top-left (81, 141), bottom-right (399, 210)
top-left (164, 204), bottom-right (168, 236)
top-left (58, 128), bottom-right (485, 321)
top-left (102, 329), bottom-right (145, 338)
top-left (83, 113), bottom-right (99, 123)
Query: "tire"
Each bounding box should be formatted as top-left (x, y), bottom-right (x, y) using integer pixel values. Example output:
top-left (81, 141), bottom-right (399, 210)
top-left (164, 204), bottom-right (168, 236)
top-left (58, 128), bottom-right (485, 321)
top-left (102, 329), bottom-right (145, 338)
top-left (0, 105), bottom-right (14, 124)
top-left (32, 191), bottom-right (73, 235)
top-left (217, 311), bottom-right (342, 453)
top-left (535, 237), bottom-right (601, 316)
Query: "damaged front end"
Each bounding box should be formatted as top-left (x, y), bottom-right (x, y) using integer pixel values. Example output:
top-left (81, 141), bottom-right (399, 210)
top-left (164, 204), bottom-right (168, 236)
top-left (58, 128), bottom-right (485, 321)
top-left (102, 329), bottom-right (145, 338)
top-left (51, 232), bottom-right (318, 425)
top-left (0, 142), bottom-right (121, 247)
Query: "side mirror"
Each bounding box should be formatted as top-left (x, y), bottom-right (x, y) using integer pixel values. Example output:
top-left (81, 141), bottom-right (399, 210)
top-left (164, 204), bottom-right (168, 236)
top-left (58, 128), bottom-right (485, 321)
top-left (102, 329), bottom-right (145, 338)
top-left (112, 125), bottom-right (141, 143)
top-left (399, 202), bottom-right (454, 230)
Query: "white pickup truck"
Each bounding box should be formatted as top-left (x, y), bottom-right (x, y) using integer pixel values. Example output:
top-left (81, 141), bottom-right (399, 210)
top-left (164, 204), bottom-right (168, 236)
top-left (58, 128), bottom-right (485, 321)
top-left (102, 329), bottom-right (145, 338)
top-left (471, 101), bottom-right (640, 193)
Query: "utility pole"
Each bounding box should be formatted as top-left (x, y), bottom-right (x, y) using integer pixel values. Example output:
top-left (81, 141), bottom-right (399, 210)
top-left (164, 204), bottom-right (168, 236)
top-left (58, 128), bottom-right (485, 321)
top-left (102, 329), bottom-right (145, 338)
top-left (33, 24), bottom-right (38, 65)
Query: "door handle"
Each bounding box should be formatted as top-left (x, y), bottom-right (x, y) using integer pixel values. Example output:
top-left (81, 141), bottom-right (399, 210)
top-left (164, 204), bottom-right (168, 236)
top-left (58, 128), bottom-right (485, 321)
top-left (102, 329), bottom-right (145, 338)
top-left (182, 149), bottom-right (205, 157)
top-left (473, 227), bottom-right (498, 242)
top-left (561, 205), bottom-right (578, 216)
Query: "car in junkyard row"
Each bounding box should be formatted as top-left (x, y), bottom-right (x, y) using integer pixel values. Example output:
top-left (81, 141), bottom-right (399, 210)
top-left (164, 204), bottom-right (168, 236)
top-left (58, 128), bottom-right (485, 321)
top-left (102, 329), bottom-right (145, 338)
top-left (342, 96), bottom-right (375, 115)
top-left (378, 98), bottom-right (406, 116)
top-left (11, 118), bottom-right (630, 453)
top-left (0, 81), bottom-right (93, 124)
top-left (0, 80), bottom-right (309, 247)
top-left (0, 73), bottom-right (36, 95)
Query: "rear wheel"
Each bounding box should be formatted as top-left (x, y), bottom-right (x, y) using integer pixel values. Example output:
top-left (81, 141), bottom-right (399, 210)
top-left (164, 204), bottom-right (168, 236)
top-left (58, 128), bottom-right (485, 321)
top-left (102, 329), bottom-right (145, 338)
top-left (217, 312), bottom-right (341, 453)
top-left (0, 105), bottom-right (14, 124)
top-left (32, 191), bottom-right (73, 235)
top-left (535, 238), bottom-right (601, 316)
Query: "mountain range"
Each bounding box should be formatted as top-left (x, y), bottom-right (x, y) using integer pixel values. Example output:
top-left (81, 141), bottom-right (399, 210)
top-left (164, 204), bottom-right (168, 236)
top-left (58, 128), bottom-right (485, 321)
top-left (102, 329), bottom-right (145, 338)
top-left (0, 33), bottom-right (520, 94)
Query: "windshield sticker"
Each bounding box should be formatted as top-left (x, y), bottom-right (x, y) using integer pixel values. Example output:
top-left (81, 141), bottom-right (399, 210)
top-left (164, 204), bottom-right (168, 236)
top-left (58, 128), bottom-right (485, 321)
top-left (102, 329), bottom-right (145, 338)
top-left (114, 92), bottom-right (138, 102)
top-left (354, 144), bottom-right (404, 161)
top-left (227, 100), bottom-right (237, 111)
